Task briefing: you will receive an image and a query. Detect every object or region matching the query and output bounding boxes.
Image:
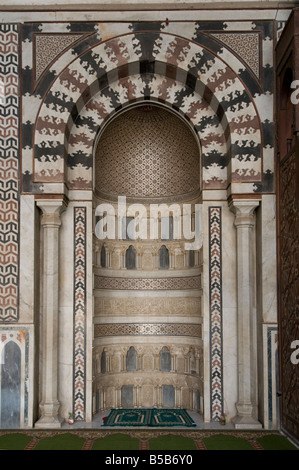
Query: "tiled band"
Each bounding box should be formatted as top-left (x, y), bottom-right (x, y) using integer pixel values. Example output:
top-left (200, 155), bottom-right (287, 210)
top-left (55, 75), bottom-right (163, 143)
top-left (209, 207), bottom-right (223, 421)
top-left (73, 207), bottom-right (87, 420)
top-left (0, 24), bottom-right (20, 322)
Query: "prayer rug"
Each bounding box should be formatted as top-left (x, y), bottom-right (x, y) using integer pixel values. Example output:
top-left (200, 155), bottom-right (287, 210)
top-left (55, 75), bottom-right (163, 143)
top-left (103, 409), bottom-right (196, 427)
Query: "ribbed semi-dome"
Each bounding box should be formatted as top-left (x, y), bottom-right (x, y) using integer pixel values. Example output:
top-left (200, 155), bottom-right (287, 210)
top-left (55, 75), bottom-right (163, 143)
top-left (94, 105), bottom-right (200, 202)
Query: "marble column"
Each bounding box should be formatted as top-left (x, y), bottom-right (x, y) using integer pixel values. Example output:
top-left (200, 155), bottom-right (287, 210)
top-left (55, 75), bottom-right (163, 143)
top-left (229, 199), bottom-right (262, 429)
top-left (35, 198), bottom-right (67, 428)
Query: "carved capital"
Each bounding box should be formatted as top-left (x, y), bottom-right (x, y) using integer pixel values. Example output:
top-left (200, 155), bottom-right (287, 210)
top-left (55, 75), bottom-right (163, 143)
top-left (229, 199), bottom-right (260, 228)
top-left (36, 198), bottom-right (68, 227)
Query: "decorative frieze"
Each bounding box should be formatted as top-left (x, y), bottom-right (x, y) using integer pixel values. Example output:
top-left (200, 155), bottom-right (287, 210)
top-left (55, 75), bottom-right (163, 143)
top-left (94, 275), bottom-right (201, 290)
top-left (94, 296), bottom-right (201, 317)
top-left (94, 323), bottom-right (202, 338)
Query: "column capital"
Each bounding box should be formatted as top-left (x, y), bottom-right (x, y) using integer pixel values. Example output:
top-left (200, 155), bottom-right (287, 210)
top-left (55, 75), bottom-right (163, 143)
top-left (36, 197), bottom-right (68, 226)
top-left (229, 199), bottom-right (260, 227)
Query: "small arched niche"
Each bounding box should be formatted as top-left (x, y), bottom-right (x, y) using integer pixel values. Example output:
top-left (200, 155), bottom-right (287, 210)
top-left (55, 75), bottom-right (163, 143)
top-left (160, 346), bottom-right (171, 372)
top-left (126, 346), bottom-right (137, 372)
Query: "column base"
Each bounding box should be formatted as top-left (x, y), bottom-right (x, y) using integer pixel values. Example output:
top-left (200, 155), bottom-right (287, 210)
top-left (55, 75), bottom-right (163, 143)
top-left (232, 415), bottom-right (263, 430)
top-left (35, 415), bottom-right (63, 429)
top-left (34, 401), bottom-right (63, 429)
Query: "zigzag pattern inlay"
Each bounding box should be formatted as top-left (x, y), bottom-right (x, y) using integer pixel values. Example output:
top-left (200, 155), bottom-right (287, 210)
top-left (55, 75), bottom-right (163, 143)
top-left (209, 207), bottom-right (223, 421)
top-left (73, 207), bottom-right (86, 421)
top-left (0, 24), bottom-right (19, 322)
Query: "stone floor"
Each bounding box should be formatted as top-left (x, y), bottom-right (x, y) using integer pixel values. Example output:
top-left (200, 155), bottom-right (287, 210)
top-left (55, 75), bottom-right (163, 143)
top-left (62, 410), bottom-right (235, 430)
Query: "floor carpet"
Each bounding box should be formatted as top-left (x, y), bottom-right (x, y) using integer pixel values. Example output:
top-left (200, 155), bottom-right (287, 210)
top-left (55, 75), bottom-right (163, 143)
top-left (0, 430), bottom-right (297, 451)
top-left (103, 408), bottom-right (196, 427)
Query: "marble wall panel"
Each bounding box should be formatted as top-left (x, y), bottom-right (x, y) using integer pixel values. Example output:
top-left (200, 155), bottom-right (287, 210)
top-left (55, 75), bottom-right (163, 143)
top-left (0, 327), bottom-right (31, 428)
top-left (1, 341), bottom-right (21, 428)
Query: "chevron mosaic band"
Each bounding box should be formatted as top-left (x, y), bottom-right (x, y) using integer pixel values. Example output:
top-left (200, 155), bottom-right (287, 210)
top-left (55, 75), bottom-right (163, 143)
top-left (209, 207), bottom-right (223, 421)
top-left (73, 207), bottom-right (87, 420)
top-left (0, 24), bottom-right (20, 322)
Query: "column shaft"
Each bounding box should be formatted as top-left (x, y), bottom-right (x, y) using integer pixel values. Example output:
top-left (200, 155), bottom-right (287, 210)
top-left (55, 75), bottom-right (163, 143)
top-left (230, 199), bottom-right (262, 429)
top-left (35, 198), bottom-right (67, 428)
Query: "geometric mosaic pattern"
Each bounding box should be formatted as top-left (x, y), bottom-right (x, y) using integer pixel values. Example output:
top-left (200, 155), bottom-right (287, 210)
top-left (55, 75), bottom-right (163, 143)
top-left (95, 105), bottom-right (200, 201)
top-left (209, 207), bottom-right (223, 421)
top-left (210, 32), bottom-right (260, 79)
top-left (94, 275), bottom-right (201, 291)
top-left (0, 24), bottom-right (20, 322)
top-left (73, 207), bottom-right (87, 421)
top-left (34, 33), bottom-right (87, 83)
top-left (94, 323), bottom-right (202, 338)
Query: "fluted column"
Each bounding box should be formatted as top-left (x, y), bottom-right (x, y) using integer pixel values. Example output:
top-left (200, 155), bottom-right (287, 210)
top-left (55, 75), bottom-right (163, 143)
top-left (35, 198), bottom-right (67, 428)
top-left (229, 199), bottom-right (262, 429)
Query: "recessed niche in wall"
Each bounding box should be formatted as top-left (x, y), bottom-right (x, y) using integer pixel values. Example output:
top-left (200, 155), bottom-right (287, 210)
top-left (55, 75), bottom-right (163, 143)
top-left (126, 245), bottom-right (136, 269)
top-left (126, 346), bottom-right (137, 372)
top-left (160, 346), bottom-right (171, 372)
top-left (95, 104), bottom-right (200, 202)
top-left (159, 245), bottom-right (169, 269)
top-left (162, 385), bottom-right (175, 408)
top-left (121, 385), bottom-right (134, 408)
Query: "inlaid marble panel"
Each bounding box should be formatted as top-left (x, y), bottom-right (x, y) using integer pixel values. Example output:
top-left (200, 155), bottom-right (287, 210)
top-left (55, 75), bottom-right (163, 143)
top-left (0, 24), bottom-right (20, 322)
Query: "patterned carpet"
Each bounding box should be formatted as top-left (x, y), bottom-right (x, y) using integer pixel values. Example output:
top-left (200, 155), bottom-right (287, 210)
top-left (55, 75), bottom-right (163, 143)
top-left (103, 409), bottom-right (196, 427)
top-left (0, 429), bottom-right (297, 451)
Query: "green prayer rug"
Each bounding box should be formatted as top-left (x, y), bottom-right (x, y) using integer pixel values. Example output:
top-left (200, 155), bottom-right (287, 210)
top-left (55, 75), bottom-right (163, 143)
top-left (103, 409), bottom-right (196, 427)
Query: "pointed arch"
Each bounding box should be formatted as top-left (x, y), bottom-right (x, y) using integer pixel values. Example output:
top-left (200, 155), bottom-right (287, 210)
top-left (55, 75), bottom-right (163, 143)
top-left (125, 246), bottom-right (136, 270)
top-left (33, 31), bottom-right (262, 194)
